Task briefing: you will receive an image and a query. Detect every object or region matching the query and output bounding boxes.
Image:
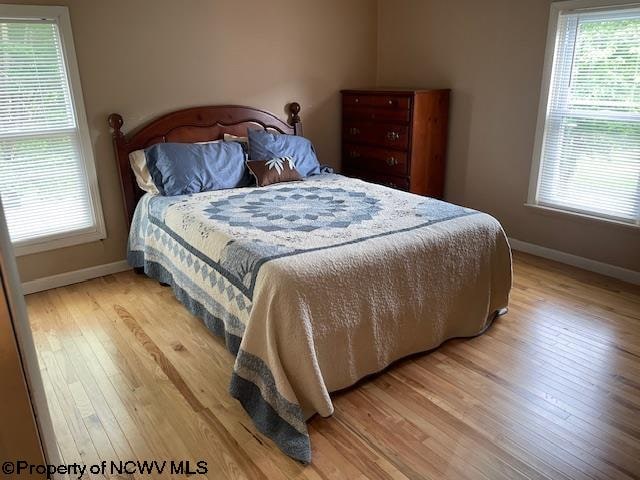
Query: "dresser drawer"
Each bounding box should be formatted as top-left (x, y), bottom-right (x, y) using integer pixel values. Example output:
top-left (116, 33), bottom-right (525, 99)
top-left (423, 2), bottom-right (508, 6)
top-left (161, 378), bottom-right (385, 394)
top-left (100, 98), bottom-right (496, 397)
top-left (343, 106), bottom-right (411, 123)
top-left (344, 169), bottom-right (410, 191)
top-left (343, 121), bottom-right (409, 149)
top-left (343, 144), bottom-right (408, 176)
top-left (343, 94), bottom-right (411, 110)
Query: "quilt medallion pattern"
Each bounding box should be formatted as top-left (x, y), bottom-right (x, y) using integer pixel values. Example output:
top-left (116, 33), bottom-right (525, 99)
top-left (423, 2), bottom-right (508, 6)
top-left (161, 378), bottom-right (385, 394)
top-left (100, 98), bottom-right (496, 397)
top-left (203, 186), bottom-right (382, 232)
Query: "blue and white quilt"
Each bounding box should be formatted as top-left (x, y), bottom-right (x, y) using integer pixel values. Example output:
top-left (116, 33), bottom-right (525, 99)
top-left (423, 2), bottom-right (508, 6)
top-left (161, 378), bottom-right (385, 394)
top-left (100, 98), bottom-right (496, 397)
top-left (128, 173), bottom-right (512, 463)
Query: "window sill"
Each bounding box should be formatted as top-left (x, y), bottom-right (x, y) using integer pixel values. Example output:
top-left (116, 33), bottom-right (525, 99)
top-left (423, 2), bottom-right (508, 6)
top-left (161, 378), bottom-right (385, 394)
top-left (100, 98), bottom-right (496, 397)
top-left (12, 227), bottom-right (106, 256)
top-left (524, 203), bottom-right (640, 231)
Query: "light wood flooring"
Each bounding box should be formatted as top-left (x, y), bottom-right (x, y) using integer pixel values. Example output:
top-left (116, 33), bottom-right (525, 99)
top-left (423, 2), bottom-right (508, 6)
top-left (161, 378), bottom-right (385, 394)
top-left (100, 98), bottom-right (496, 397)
top-left (26, 251), bottom-right (640, 479)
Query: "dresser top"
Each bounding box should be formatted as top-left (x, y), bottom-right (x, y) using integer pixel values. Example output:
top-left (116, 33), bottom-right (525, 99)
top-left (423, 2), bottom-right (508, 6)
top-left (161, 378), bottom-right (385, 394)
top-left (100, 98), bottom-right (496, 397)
top-left (341, 87), bottom-right (449, 95)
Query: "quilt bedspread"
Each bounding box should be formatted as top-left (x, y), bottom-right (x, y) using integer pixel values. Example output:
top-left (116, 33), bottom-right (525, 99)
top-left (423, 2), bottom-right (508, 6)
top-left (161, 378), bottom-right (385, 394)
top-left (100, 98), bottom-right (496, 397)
top-left (128, 173), bottom-right (512, 462)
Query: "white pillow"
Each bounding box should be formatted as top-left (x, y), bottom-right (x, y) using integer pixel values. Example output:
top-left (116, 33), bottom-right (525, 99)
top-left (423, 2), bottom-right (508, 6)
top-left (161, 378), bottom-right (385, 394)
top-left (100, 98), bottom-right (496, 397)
top-left (129, 149), bottom-right (159, 195)
top-left (129, 139), bottom-right (223, 195)
top-left (223, 133), bottom-right (248, 143)
top-left (223, 133), bottom-right (249, 160)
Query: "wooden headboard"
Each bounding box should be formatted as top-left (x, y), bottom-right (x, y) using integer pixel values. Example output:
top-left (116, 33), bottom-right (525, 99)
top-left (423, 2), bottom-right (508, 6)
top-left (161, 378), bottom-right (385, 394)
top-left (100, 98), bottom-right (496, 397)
top-left (108, 102), bottom-right (302, 226)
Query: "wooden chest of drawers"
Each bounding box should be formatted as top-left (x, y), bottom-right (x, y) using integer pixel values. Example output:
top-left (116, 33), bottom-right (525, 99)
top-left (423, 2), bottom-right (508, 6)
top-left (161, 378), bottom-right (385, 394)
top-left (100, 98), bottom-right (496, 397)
top-left (341, 88), bottom-right (449, 197)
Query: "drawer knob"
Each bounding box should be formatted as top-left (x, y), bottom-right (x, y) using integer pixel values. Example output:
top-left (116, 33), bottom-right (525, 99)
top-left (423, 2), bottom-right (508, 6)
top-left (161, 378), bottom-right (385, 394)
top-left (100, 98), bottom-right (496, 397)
top-left (387, 99), bottom-right (394, 105)
top-left (386, 131), bottom-right (400, 141)
top-left (385, 156), bottom-right (398, 166)
top-left (349, 127), bottom-right (360, 135)
top-left (354, 98), bottom-right (360, 103)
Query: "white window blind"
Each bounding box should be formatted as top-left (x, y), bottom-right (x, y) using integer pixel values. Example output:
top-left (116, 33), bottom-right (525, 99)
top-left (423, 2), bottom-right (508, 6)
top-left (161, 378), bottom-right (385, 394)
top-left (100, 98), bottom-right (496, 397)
top-left (534, 6), bottom-right (640, 225)
top-left (0, 8), bottom-right (104, 253)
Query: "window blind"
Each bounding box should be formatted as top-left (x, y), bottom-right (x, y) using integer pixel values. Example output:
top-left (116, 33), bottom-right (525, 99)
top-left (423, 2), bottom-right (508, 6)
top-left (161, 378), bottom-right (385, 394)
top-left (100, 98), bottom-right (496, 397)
top-left (0, 20), bottom-right (95, 243)
top-left (536, 7), bottom-right (640, 225)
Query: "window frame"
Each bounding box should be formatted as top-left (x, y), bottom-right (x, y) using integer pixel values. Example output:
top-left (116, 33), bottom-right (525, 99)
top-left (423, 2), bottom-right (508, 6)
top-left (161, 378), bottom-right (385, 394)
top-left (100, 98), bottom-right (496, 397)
top-left (0, 4), bottom-right (105, 256)
top-left (527, 0), bottom-right (640, 229)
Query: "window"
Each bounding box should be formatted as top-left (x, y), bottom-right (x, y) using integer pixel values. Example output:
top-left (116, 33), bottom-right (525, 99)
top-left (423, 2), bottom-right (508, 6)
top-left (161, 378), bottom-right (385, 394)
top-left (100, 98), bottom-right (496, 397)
top-left (529, 1), bottom-right (640, 227)
top-left (0, 5), bottom-right (104, 255)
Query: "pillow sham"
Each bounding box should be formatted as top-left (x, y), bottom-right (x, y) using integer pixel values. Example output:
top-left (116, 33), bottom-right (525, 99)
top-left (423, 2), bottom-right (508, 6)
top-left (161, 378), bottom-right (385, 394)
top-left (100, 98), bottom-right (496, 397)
top-left (145, 141), bottom-right (250, 196)
top-left (247, 157), bottom-right (302, 187)
top-left (129, 139), bottom-right (223, 194)
top-left (248, 129), bottom-right (321, 177)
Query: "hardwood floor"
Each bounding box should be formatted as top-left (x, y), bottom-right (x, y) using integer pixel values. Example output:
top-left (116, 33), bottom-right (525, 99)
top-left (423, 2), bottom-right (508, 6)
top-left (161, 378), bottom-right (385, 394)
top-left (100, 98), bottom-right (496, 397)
top-left (26, 251), bottom-right (640, 480)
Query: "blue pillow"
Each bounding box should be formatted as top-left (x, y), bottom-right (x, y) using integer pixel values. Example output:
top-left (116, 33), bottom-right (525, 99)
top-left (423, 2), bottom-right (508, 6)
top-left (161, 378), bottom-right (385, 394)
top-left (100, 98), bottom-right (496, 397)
top-left (145, 142), bottom-right (251, 196)
top-left (248, 130), bottom-right (321, 177)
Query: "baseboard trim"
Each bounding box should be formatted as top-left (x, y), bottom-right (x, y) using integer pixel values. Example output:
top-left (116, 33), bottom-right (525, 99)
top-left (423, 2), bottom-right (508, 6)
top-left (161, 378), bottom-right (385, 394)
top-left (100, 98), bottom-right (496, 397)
top-left (22, 260), bottom-right (131, 295)
top-left (508, 238), bottom-right (640, 285)
top-left (19, 242), bottom-right (640, 293)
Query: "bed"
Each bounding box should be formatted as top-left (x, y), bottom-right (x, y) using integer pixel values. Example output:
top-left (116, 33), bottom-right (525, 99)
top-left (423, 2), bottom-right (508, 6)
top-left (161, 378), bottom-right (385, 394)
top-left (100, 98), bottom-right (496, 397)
top-left (108, 103), bottom-right (512, 463)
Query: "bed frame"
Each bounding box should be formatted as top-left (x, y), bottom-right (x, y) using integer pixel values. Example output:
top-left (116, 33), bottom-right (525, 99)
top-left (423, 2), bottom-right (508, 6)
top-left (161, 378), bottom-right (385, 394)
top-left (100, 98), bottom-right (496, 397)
top-left (108, 103), bottom-right (302, 226)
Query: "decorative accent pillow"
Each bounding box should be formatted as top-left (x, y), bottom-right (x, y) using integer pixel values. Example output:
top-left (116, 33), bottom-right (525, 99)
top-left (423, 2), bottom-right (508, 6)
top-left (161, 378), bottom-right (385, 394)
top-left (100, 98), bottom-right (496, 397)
top-left (248, 129), bottom-right (321, 177)
top-left (247, 157), bottom-right (302, 187)
top-left (144, 141), bottom-right (251, 196)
